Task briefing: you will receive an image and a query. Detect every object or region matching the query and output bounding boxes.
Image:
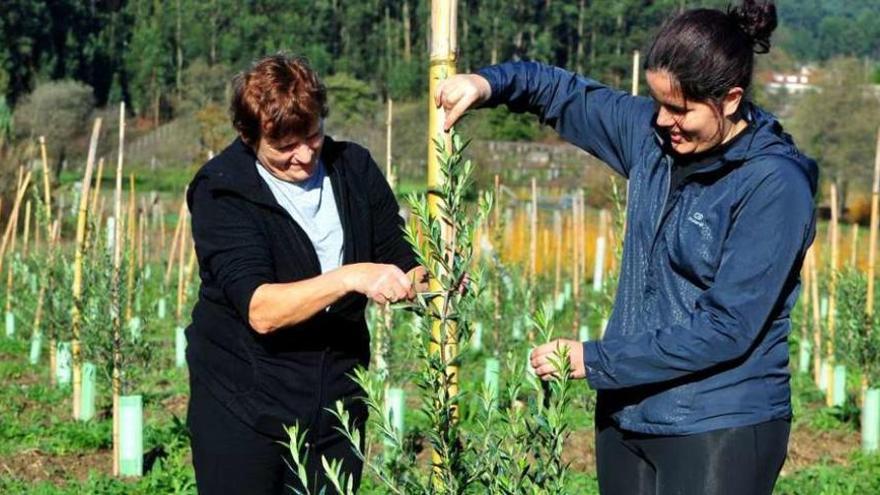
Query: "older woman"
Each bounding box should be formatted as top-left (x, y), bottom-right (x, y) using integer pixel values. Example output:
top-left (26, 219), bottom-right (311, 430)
top-left (185, 54), bottom-right (420, 494)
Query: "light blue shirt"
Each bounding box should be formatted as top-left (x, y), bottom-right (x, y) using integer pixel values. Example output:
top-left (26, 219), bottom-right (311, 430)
top-left (255, 160), bottom-right (343, 273)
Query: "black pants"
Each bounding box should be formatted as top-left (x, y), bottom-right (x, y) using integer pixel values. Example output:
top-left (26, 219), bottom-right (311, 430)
top-left (596, 418), bottom-right (790, 495)
top-left (187, 378), bottom-right (365, 495)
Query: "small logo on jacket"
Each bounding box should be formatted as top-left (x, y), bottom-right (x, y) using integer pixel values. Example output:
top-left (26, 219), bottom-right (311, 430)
top-left (687, 212), bottom-right (705, 228)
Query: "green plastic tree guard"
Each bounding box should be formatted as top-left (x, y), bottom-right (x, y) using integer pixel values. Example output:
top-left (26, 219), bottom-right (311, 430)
top-left (29, 331), bottom-right (41, 365)
top-left (56, 341), bottom-right (72, 387)
top-left (128, 317), bottom-right (142, 340)
top-left (5, 311), bottom-right (14, 337)
top-left (862, 388), bottom-right (879, 453)
top-left (832, 365), bottom-right (847, 407)
top-left (470, 322), bottom-right (482, 351)
top-left (175, 326), bottom-right (187, 368)
top-left (79, 362), bottom-right (96, 421)
top-left (157, 297), bottom-right (167, 320)
top-left (119, 395), bottom-right (143, 477)
top-left (484, 357), bottom-right (500, 398)
top-left (384, 387), bottom-right (406, 439)
top-left (563, 282), bottom-right (572, 302)
top-left (798, 341), bottom-right (811, 373)
top-left (818, 360), bottom-right (830, 392)
top-left (579, 325), bottom-right (590, 343)
top-left (555, 293), bottom-right (565, 312)
top-left (512, 319), bottom-right (523, 341)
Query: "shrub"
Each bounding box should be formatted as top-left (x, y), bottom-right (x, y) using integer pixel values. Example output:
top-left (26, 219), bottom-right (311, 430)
top-left (12, 80), bottom-right (96, 176)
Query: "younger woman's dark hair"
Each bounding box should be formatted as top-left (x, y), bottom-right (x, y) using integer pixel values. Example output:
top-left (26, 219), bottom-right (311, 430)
top-left (644, 0), bottom-right (777, 104)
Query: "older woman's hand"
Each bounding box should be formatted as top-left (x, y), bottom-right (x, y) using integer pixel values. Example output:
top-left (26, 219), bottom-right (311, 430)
top-left (344, 263), bottom-right (415, 304)
top-left (434, 74), bottom-right (492, 131)
top-left (530, 339), bottom-right (587, 381)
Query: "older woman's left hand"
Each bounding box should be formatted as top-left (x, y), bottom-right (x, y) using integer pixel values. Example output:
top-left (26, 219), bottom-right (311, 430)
top-left (530, 339), bottom-right (587, 380)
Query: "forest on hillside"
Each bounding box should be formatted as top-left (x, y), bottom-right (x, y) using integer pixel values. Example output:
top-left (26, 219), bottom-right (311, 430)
top-left (0, 0), bottom-right (879, 206)
top-left (1, 0), bottom-right (878, 116)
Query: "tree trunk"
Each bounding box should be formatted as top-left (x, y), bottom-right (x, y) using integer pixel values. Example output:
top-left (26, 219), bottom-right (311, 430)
top-left (403, 0), bottom-right (412, 62)
top-left (576, 0), bottom-right (585, 73)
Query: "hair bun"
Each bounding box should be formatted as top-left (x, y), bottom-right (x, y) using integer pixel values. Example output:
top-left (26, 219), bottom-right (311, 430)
top-left (729, 0), bottom-right (778, 53)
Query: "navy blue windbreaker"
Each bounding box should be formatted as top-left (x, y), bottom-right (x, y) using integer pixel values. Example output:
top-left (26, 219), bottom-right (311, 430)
top-left (479, 62), bottom-right (818, 435)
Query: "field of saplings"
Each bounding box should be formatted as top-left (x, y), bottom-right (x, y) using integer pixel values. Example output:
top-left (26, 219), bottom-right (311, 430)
top-left (1, 121), bottom-right (880, 494)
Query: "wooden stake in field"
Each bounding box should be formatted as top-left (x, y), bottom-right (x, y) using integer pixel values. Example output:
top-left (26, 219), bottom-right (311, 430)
top-left (826, 183), bottom-right (840, 406)
top-left (72, 117), bottom-right (102, 420)
top-left (0, 169), bottom-right (31, 271)
top-left (164, 198), bottom-right (188, 289)
top-left (38, 136), bottom-right (54, 239)
top-left (631, 50), bottom-right (641, 96)
top-left (572, 189), bottom-right (581, 336)
top-left (125, 174), bottom-right (137, 322)
top-left (864, 127), bottom-right (880, 404)
top-left (529, 177), bottom-right (537, 294)
top-left (176, 207), bottom-right (189, 323)
top-left (22, 200), bottom-right (31, 256)
top-left (492, 175), bottom-right (502, 351)
top-left (428, 0), bottom-right (458, 472)
top-left (554, 210), bottom-right (562, 300)
top-left (868, 127), bottom-right (880, 315)
top-left (111, 102), bottom-right (126, 476)
top-left (593, 209), bottom-right (608, 294)
top-left (386, 98), bottom-right (396, 190)
top-left (91, 157), bottom-right (105, 215)
top-left (801, 250), bottom-right (812, 373)
top-left (37, 148), bottom-right (57, 383)
top-left (809, 247), bottom-right (822, 386)
top-left (849, 223), bottom-right (859, 268)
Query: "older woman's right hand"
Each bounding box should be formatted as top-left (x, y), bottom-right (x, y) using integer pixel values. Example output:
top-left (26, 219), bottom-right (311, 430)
top-left (434, 74), bottom-right (492, 131)
top-left (344, 263), bottom-right (415, 304)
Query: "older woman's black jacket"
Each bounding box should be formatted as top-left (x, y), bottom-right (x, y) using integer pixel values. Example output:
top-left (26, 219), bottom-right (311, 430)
top-left (185, 136), bottom-right (416, 439)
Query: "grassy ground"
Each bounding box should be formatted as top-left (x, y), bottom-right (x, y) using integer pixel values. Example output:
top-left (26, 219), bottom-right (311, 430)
top-left (0, 327), bottom-right (878, 494)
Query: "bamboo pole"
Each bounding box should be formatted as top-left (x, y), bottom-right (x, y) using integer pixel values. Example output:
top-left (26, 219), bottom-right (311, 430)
top-left (33, 204), bottom-right (40, 252)
top-left (38, 136), bottom-right (53, 238)
top-left (826, 183), bottom-right (839, 406)
top-left (164, 198), bottom-right (187, 287)
top-left (868, 128), bottom-right (880, 315)
top-left (864, 127), bottom-right (880, 405)
top-left (4, 238), bottom-right (17, 316)
top-left (0, 170), bottom-right (33, 272)
top-left (850, 223), bottom-right (859, 268)
top-left (801, 250), bottom-right (812, 372)
top-left (91, 157), bottom-right (105, 215)
top-left (22, 200), bottom-right (31, 256)
top-left (386, 98), bottom-right (395, 190)
top-left (428, 0), bottom-right (458, 470)
top-left (573, 190), bottom-right (581, 336)
top-left (492, 175), bottom-right (501, 351)
top-left (554, 210), bottom-right (562, 300)
top-left (529, 177), bottom-right (537, 291)
top-left (176, 210), bottom-right (189, 322)
top-left (579, 191), bottom-right (587, 281)
top-left (4, 178), bottom-right (25, 318)
top-left (138, 210), bottom-right (146, 270)
top-left (47, 220), bottom-right (60, 387)
top-left (809, 247), bottom-right (822, 385)
top-left (72, 117), bottom-right (102, 420)
top-left (631, 50), bottom-right (640, 96)
top-left (125, 174), bottom-right (137, 322)
top-left (111, 102), bottom-right (125, 476)
top-left (158, 202), bottom-right (167, 255)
